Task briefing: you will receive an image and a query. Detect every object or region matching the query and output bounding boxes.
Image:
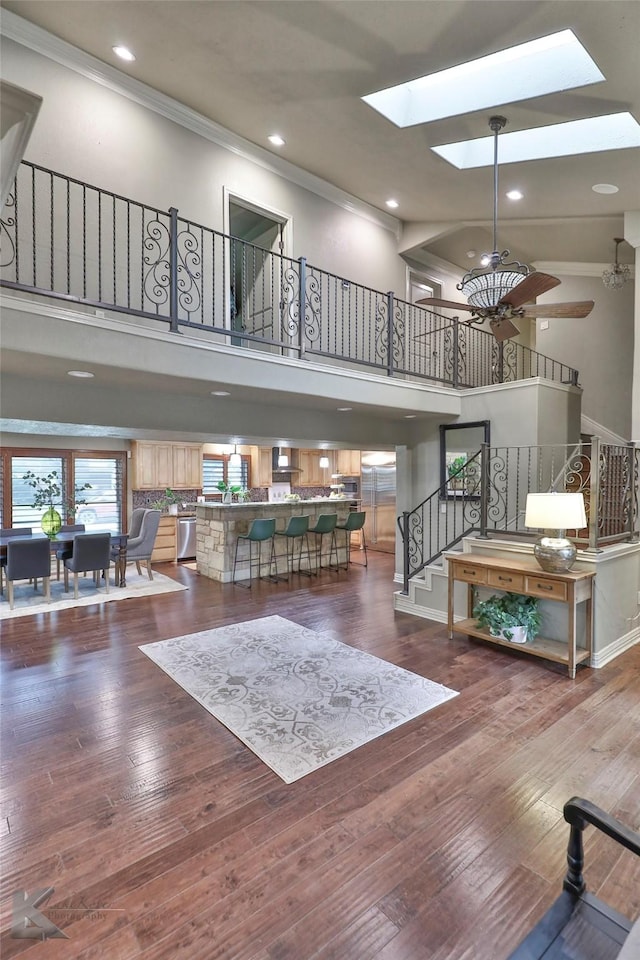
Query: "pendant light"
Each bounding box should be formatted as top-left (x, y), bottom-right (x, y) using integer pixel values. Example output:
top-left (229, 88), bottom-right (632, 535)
top-left (229, 442), bottom-right (241, 466)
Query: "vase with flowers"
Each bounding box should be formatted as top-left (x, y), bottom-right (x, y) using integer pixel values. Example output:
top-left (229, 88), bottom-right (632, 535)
top-left (23, 470), bottom-right (92, 537)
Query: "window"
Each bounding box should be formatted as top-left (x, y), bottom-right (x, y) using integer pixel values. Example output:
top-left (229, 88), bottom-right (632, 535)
top-left (2, 449), bottom-right (126, 533)
top-left (202, 455), bottom-right (250, 495)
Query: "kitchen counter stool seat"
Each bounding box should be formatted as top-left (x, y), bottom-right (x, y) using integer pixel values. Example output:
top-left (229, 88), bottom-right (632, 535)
top-left (233, 517), bottom-right (279, 587)
top-left (336, 511), bottom-right (368, 569)
top-left (308, 513), bottom-right (339, 572)
top-left (274, 515), bottom-right (313, 578)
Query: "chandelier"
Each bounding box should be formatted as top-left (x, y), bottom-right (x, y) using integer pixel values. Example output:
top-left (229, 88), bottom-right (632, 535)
top-left (602, 237), bottom-right (631, 290)
top-left (458, 117), bottom-right (531, 307)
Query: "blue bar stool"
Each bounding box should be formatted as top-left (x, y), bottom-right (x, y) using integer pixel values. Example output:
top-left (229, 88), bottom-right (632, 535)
top-left (308, 513), bottom-right (339, 573)
top-left (233, 517), bottom-right (279, 587)
top-left (336, 511), bottom-right (368, 569)
top-left (275, 515), bottom-right (313, 578)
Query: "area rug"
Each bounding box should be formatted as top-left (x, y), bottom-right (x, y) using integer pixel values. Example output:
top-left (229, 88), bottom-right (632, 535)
top-left (0, 569), bottom-right (187, 620)
top-left (139, 615), bottom-right (458, 783)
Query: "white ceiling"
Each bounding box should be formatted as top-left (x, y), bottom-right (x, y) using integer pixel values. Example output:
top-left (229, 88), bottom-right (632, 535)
top-left (2, 0), bottom-right (639, 270)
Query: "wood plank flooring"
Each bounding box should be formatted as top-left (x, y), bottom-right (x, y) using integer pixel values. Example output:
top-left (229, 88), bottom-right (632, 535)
top-left (1, 554), bottom-right (638, 959)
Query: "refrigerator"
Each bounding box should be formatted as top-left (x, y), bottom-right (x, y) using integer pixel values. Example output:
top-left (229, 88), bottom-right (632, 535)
top-left (361, 463), bottom-right (396, 553)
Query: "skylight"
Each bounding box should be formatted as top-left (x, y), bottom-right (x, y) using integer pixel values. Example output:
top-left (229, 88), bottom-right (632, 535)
top-left (431, 113), bottom-right (640, 168)
top-left (361, 30), bottom-right (604, 127)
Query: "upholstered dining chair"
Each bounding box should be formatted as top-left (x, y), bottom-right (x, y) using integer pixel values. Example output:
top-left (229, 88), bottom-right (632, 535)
top-left (55, 523), bottom-right (86, 580)
top-left (63, 532), bottom-right (111, 599)
top-left (5, 537), bottom-right (51, 610)
top-left (0, 527), bottom-right (33, 594)
top-left (112, 509), bottom-right (161, 582)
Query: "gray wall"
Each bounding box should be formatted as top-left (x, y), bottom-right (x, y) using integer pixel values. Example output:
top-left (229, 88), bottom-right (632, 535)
top-left (535, 273), bottom-right (634, 439)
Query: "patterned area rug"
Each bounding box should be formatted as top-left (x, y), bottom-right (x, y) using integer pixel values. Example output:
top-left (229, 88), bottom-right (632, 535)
top-left (0, 569), bottom-right (186, 620)
top-left (139, 615), bottom-right (458, 783)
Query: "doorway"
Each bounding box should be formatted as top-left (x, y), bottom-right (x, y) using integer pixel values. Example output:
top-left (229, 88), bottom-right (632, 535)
top-left (228, 199), bottom-right (289, 348)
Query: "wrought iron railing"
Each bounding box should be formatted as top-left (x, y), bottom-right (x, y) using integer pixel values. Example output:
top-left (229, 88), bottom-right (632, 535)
top-left (0, 161), bottom-right (579, 389)
top-left (398, 439), bottom-right (639, 593)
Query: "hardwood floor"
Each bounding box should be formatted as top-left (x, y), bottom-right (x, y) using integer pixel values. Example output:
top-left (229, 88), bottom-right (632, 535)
top-left (1, 553), bottom-right (638, 959)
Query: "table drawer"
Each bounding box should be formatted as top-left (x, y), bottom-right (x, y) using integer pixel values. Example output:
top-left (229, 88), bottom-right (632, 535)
top-left (452, 561), bottom-right (487, 585)
top-left (487, 569), bottom-right (525, 592)
top-left (525, 575), bottom-right (568, 601)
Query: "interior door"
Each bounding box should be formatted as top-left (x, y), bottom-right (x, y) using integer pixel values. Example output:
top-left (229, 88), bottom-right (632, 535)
top-left (229, 202), bottom-right (285, 348)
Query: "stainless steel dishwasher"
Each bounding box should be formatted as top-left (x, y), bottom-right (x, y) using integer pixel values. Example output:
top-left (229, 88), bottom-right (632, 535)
top-left (177, 516), bottom-right (197, 560)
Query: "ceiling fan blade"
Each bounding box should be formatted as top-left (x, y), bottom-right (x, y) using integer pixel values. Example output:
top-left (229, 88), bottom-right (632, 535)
top-left (490, 316), bottom-right (520, 341)
top-left (416, 296), bottom-right (476, 313)
top-left (499, 272), bottom-right (561, 309)
top-left (518, 301), bottom-right (595, 319)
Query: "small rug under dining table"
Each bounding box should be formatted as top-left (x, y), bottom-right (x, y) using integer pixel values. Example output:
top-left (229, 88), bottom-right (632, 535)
top-left (139, 615), bottom-right (458, 783)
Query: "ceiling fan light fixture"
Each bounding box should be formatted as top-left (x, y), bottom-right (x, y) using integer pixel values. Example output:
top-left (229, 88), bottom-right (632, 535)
top-left (461, 269), bottom-right (528, 309)
top-left (602, 238), bottom-right (631, 289)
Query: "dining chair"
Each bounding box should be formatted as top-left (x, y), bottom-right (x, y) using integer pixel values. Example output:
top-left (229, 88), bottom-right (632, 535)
top-left (335, 511), bottom-right (368, 569)
top-left (55, 523), bottom-right (86, 580)
top-left (0, 527), bottom-right (33, 594)
top-left (63, 533), bottom-right (112, 600)
top-left (5, 537), bottom-right (51, 610)
top-left (112, 509), bottom-right (161, 582)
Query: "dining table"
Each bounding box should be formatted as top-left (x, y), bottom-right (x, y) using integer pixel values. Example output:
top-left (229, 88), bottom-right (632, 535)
top-left (0, 529), bottom-right (129, 587)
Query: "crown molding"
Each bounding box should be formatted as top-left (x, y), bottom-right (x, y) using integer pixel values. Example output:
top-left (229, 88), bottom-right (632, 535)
top-left (1, 10), bottom-right (400, 238)
top-left (532, 261), bottom-right (612, 277)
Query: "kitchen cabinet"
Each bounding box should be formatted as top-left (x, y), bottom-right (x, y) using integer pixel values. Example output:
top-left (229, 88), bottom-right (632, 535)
top-left (131, 441), bottom-right (203, 489)
top-left (336, 450), bottom-right (361, 476)
top-left (251, 447), bottom-right (274, 487)
top-left (298, 450), bottom-right (326, 486)
top-left (152, 515), bottom-right (177, 562)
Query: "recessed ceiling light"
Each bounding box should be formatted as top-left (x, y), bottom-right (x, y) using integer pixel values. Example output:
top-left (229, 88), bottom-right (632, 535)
top-left (466, 249), bottom-right (476, 259)
top-left (506, 189), bottom-right (524, 201)
top-left (404, 414), bottom-right (417, 419)
top-left (385, 199), bottom-right (399, 209)
top-left (211, 390), bottom-right (230, 396)
top-left (362, 30), bottom-right (603, 127)
top-left (337, 407), bottom-right (352, 412)
top-left (432, 113), bottom-right (640, 169)
top-left (112, 45), bottom-right (136, 62)
top-left (67, 370), bottom-right (94, 378)
top-left (592, 183), bottom-right (619, 194)
top-left (268, 134), bottom-right (285, 147)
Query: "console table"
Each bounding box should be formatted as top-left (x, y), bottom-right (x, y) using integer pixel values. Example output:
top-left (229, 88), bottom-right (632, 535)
top-left (446, 553), bottom-right (595, 678)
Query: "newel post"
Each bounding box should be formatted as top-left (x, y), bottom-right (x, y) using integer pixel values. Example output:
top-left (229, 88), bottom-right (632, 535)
top-left (588, 435), bottom-right (601, 550)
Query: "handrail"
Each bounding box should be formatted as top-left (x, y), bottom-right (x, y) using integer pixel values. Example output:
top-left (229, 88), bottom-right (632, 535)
top-left (0, 159), bottom-right (580, 390)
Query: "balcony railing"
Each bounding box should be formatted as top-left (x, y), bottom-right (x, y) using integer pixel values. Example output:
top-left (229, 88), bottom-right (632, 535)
top-left (0, 161), bottom-right (579, 390)
top-left (398, 438), bottom-right (639, 592)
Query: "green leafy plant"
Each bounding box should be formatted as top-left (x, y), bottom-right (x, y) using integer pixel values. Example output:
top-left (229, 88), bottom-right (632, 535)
top-left (473, 591), bottom-right (541, 642)
top-left (163, 487), bottom-right (180, 504)
top-left (23, 470), bottom-right (91, 517)
top-left (216, 481), bottom-right (242, 495)
top-left (447, 455), bottom-right (468, 478)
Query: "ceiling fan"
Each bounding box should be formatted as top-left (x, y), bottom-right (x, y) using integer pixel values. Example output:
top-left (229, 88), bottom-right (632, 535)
top-left (417, 116), bottom-right (594, 342)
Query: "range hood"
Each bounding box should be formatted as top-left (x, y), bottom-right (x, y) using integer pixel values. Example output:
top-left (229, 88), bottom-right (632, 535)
top-left (272, 447), bottom-right (304, 475)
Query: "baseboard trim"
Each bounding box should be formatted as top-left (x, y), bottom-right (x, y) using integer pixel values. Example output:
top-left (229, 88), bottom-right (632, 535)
top-left (591, 625), bottom-right (640, 668)
top-left (393, 591), bottom-right (448, 624)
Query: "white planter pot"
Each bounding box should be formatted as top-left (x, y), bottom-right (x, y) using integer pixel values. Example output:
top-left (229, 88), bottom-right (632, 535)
top-left (168, 503), bottom-right (179, 515)
top-left (491, 625), bottom-right (528, 644)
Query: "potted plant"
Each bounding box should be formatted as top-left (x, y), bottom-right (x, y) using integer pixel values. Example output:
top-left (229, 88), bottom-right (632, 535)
top-left (23, 470), bottom-right (92, 536)
top-left (473, 591), bottom-right (541, 644)
top-left (164, 487), bottom-right (180, 515)
top-left (216, 480), bottom-right (242, 504)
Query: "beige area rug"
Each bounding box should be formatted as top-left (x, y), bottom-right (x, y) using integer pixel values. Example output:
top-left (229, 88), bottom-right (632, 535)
top-left (0, 569), bottom-right (187, 620)
top-left (139, 615), bottom-right (458, 783)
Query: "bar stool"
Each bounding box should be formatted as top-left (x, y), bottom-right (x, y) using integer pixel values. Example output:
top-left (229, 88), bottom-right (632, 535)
top-left (274, 515), bottom-right (313, 579)
top-left (308, 513), bottom-right (339, 573)
top-left (336, 511), bottom-right (368, 569)
top-left (233, 517), bottom-right (278, 587)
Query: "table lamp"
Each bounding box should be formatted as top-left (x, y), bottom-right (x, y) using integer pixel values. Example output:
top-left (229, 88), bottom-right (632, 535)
top-left (524, 492), bottom-right (587, 573)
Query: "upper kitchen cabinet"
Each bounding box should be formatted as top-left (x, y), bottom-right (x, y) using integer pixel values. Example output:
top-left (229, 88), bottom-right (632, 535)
top-left (336, 450), bottom-right (361, 476)
top-left (131, 441), bottom-right (203, 489)
top-left (298, 450), bottom-right (326, 486)
top-left (251, 447), bottom-right (274, 487)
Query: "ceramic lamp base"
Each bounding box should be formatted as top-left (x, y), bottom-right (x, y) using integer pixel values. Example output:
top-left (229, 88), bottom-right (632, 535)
top-left (533, 535), bottom-right (577, 573)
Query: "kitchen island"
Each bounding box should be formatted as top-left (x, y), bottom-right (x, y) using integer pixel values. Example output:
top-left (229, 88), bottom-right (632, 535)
top-left (195, 500), bottom-right (354, 582)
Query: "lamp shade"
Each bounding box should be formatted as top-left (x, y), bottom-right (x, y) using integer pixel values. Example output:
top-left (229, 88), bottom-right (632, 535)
top-left (525, 492), bottom-right (586, 530)
top-left (319, 456), bottom-right (330, 469)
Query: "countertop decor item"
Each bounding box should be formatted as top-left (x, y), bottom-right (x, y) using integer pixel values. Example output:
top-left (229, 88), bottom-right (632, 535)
top-left (473, 591), bottom-right (541, 643)
top-left (525, 492), bottom-right (587, 572)
top-left (22, 469), bottom-right (91, 537)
